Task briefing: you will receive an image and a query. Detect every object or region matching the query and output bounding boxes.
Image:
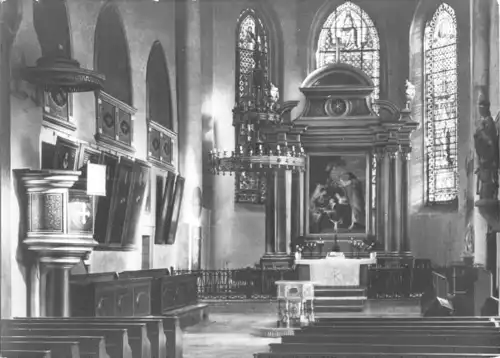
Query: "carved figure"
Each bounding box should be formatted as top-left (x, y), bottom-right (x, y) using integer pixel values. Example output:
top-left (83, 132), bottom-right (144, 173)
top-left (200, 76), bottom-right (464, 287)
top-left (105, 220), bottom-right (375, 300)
top-left (473, 99), bottom-right (499, 200)
top-left (405, 80), bottom-right (416, 109)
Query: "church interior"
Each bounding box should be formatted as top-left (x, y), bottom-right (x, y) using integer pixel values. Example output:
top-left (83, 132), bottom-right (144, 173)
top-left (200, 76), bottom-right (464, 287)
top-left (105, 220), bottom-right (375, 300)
top-left (1, 0), bottom-right (500, 357)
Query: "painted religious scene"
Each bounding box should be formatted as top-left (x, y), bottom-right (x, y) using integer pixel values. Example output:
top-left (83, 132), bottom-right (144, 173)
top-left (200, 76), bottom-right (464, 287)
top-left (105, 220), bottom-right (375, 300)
top-left (308, 154), bottom-right (367, 234)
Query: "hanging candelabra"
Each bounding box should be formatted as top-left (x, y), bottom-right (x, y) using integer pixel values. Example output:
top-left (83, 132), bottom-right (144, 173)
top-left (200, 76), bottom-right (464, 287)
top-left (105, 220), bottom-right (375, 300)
top-left (208, 29), bottom-right (306, 175)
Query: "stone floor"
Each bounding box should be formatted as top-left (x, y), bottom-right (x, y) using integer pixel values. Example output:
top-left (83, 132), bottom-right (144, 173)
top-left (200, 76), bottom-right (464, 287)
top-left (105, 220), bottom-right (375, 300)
top-left (183, 299), bottom-right (421, 358)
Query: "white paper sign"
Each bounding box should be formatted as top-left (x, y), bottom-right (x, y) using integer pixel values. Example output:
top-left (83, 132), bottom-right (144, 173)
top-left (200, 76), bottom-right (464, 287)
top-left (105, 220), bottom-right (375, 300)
top-left (87, 163), bottom-right (106, 196)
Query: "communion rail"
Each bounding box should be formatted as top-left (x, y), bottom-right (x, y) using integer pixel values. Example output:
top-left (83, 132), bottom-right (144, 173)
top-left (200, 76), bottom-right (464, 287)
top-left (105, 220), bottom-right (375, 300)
top-left (174, 262), bottom-right (433, 300)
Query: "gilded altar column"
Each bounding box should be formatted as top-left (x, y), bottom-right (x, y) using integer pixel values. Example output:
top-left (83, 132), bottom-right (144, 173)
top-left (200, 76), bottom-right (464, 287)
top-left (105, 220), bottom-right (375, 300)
top-left (399, 146), bottom-right (412, 254)
top-left (176, 0), bottom-right (203, 269)
top-left (374, 148), bottom-right (385, 248)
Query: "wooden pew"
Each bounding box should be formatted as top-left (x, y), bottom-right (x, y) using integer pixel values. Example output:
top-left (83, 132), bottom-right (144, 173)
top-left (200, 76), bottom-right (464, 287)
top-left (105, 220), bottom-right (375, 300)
top-left (2, 335), bottom-right (109, 358)
top-left (255, 317), bottom-right (500, 358)
top-left (254, 354), bottom-right (500, 358)
top-left (1, 350), bottom-right (52, 358)
top-left (268, 342), bottom-right (500, 354)
top-left (0, 340), bottom-right (80, 358)
top-left (282, 333), bottom-right (500, 346)
top-left (2, 327), bottom-right (132, 358)
top-left (13, 317), bottom-right (168, 358)
top-left (4, 321), bottom-right (150, 358)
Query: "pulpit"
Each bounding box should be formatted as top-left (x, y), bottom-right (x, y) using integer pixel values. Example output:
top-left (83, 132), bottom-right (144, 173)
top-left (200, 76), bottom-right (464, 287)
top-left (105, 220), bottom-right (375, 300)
top-left (276, 280), bottom-right (315, 328)
top-left (16, 169), bottom-right (99, 317)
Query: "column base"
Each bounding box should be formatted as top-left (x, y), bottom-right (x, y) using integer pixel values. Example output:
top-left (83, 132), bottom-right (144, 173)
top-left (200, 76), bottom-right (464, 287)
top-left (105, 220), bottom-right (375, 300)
top-left (260, 254), bottom-right (294, 269)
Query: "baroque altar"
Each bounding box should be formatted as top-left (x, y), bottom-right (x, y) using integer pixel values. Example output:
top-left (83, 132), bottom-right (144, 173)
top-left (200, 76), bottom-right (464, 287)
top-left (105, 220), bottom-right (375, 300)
top-left (291, 63), bottom-right (418, 260)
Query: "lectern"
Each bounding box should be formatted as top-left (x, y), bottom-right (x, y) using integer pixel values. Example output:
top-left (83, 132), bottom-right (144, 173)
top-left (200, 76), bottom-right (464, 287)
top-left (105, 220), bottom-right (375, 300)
top-left (17, 169), bottom-right (98, 317)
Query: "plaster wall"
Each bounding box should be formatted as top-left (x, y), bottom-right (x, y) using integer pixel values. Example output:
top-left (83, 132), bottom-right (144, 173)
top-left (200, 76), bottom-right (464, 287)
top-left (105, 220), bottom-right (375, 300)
top-left (408, 0), bottom-right (471, 266)
top-left (5, 0), bottom-right (197, 316)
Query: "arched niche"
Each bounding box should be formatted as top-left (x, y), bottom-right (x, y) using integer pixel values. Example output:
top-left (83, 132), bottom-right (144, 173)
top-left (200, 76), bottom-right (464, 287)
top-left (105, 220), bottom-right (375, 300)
top-left (146, 41), bottom-right (173, 130)
top-left (94, 3), bottom-right (132, 106)
top-left (33, 0), bottom-right (71, 58)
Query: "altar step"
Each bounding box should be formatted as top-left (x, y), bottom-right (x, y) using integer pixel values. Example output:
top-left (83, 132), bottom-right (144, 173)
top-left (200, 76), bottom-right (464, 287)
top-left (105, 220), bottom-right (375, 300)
top-left (313, 286), bottom-right (367, 314)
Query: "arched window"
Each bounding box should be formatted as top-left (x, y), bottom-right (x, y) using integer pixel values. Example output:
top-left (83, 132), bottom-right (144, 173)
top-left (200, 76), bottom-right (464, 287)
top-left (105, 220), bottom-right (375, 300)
top-left (146, 41), bottom-right (173, 130)
top-left (424, 3), bottom-right (458, 204)
top-left (234, 9), bottom-right (269, 204)
top-left (316, 1), bottom-right (380, 103)
top-left (236, 9), bottom-right (269, 104)
top-left (94, 4), bottom-right (132, 105)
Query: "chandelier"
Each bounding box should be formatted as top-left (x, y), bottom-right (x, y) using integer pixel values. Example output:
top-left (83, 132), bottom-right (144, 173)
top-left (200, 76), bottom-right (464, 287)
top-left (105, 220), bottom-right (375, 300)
top-left (208, 41), bottom-right (306, 175)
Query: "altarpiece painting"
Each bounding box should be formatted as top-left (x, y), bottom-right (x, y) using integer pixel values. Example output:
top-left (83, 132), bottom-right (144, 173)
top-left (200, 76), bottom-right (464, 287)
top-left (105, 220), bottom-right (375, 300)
top-left (308, 154), bottom-right (367, 235)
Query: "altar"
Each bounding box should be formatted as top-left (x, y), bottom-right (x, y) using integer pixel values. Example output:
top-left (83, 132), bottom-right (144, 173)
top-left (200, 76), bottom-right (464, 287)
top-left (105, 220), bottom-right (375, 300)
top-left (295, 253), bottom-right (377, 287)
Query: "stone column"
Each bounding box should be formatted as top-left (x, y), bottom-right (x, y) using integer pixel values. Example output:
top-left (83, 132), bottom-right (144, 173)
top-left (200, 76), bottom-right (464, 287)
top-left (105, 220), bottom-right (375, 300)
top-left (374, 148), bottom-right (385, 248)
top-left (399, 147), bottom-right (412, 254)
top-left (382, 149), bottom-right (392, 252)
top-left (261, 170), bottom-right (293, 268)
top-left (393, 151), bottom-right (403, 253)
top-left (385, 149), bottom-right (398, 252)
top-left (45, 266), bottom-right (71, 317)
top-left (471, 0), bottom-right (490, 267)
top-left (265, 172), bottom-right (276, 255)
top-left (176, 0), bottom-right (203, 269)
top-left (0, 2), bottom-right (15, 319)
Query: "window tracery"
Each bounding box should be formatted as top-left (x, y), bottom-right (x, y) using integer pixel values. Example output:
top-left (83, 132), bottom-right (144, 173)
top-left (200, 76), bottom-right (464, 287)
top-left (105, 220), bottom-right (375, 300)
top-left (424, 3), bottom-right (458, 204)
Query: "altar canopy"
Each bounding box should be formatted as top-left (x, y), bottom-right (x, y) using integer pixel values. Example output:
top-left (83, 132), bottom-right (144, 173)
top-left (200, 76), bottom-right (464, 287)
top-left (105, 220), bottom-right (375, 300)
top-left (296, 256), bottom-right (376, 286)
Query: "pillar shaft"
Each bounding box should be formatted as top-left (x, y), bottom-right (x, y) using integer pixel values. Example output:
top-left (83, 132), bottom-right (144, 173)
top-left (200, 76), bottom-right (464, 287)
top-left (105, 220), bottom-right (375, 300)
top-left (393, 151), bottom-right (403, 253)
top-left (265, 172), bottom-right (276, 255)
top-left (386, 150), bottom-right (397, 252)
top-left (375, 149), bottom-right (384, 246)
top-left (400, 148), bottom-right (411, 253)
top-left (0, 6), bottom-right (14, 319)
top-left (45, 267), bottom-right (70, 317)
top-left (176, 0), bottom-right (203, 269)
top-left (471, 0), bottom-right (491, 267)
top-left (382, 150), bottom-right (391, 252)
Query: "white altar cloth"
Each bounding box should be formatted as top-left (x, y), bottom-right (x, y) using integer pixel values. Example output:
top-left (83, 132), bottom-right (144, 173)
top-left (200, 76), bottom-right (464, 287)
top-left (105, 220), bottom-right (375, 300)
top-left (295, 256), bottom-right (376, 286)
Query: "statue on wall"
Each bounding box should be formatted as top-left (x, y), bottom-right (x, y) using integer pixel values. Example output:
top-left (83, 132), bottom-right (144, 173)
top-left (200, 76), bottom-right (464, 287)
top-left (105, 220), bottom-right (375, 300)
top-left (474, 99), bottom-right (499, 200)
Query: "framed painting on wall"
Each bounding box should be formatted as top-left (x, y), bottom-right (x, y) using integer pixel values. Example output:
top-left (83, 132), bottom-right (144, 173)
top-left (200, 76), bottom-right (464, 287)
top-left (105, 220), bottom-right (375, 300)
top-left (306, 153), bottom-right (370, 236)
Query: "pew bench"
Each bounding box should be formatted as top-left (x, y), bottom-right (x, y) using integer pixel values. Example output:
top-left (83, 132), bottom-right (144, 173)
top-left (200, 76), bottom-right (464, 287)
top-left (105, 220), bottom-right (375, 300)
top-left (2, 327), bottom-right (132, 358)
top-left (1, 350), bottom-right (52, 358)
top-left (282, 333), bottom-right (500, 346)
top-left (3, 321), bottom-right (150, 358)
top-left (12, 316), bottom-right (181, 358)
top-left (268, 342), bottom-right (500, 354)
top-left (0, 340), bottom-right (80, 358)
top-left (2, 336), bottom-right (109, 358)
top-left (254, 354), bottom-right (500, 358)
top-left (254, 317), bottom-right (500, 358)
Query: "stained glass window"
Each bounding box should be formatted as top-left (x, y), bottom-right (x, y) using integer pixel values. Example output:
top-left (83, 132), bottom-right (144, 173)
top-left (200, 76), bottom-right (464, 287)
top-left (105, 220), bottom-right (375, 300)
top-left (317, 1), bottom-right (380, 208)
top-left (234, 9), bottom-right (269, 204)
top-left (316, 1), bottom-right (380, 104)
top-left (424, 3), bottom-right (458, 204)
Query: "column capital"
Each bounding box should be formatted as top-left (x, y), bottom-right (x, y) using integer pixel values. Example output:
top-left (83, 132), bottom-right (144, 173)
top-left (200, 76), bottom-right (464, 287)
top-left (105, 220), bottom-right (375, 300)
top-left (385, 147), bottom-right (399, 159)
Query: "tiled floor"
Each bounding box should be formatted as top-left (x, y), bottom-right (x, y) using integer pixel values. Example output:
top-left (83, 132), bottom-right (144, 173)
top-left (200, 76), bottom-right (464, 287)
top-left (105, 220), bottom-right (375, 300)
top-left (183, 299), bottom-right (421, 358)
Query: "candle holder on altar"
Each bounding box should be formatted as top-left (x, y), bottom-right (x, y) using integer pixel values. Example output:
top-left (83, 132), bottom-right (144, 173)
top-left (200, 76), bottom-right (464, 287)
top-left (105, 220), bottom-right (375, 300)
top-left (16, 169), bottom-right (102, 317)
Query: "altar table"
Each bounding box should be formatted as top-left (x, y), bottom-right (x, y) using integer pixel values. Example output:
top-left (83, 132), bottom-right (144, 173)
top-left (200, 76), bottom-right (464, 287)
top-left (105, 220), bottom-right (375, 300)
top-left (295, 255), bottom-right (376, 286)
